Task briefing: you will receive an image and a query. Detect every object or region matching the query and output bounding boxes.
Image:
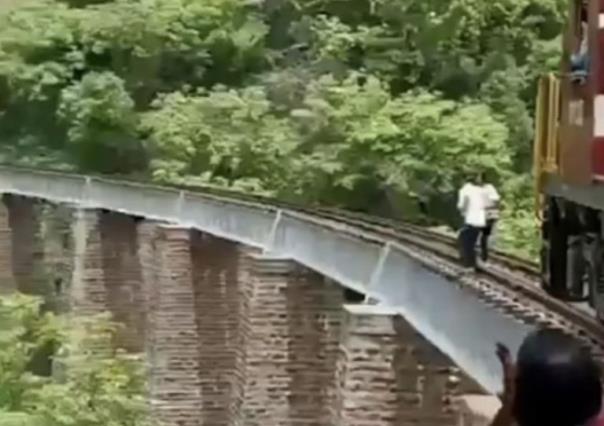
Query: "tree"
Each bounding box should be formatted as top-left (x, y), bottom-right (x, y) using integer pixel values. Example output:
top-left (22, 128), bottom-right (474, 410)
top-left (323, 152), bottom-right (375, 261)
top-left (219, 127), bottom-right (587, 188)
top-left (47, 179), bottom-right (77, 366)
top-left (142, 85), bottom-right (299, 195)
top-left (0, 0), bottom-right (568, 257)
top-left (288, 74), bottom-right (511, 221)
top-left (58, 71), bottom-right (144, 173)
top-left (0, 294), bottom-right (150, 426)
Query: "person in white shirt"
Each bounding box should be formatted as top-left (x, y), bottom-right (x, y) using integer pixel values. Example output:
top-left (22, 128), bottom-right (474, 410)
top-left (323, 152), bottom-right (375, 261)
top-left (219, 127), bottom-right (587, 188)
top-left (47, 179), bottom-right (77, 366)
top-left (480, 173), bottom-right (501, 263)
top-left (457, 173), bottom-right (488, 269)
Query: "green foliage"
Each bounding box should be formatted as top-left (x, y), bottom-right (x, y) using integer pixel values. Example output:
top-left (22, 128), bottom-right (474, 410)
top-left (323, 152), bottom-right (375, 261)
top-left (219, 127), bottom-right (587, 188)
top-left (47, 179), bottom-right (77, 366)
top-left (0, 0), bottom-right (268, 160)
top-left (479, 66), bottom-right (533, 170)
top-left (0, 295), bottom-right (52, 412)
top-left (0, 294), bottom-right (150, 426)
top-left (143, 85), bottom-right (298, 195)
top-left (496, 174), bottom-right (541, 259)
top-left (0, 0), bottom-right (568, 257)
top-left (58, 71), bottom-right (143, 173)
top-left (284, 74), bottom-right (511, 217)
top-left (143, 73), bottom-right (510, 225)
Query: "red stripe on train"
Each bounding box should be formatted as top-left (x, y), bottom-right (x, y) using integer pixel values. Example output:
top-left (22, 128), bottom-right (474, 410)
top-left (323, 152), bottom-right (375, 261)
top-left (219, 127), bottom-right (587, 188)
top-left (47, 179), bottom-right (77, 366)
top-left (592, 137), bottom-right (604, 176)
top-left (597, 25), bottom-right (604, 93)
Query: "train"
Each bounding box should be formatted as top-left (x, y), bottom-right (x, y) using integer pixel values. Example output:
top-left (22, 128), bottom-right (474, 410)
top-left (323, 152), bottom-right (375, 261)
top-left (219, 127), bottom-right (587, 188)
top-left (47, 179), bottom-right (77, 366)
top-left (534, 0), bottom-right (604, 321)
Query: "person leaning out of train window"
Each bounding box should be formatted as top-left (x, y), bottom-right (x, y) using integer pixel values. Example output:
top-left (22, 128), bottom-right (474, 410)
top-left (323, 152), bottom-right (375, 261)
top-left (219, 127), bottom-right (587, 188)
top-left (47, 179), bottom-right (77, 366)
top-left (491, 329), bottom-right (604, 426)
top-left (571, 6), bottom-right (589, 83)
top-left (457, 173), bottom-right (487, 271)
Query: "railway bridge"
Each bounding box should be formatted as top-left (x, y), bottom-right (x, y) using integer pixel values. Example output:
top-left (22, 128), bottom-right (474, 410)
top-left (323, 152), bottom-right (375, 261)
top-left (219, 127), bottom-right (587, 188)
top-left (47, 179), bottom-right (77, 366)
top-left (0, 166), bottom-right (540, 426)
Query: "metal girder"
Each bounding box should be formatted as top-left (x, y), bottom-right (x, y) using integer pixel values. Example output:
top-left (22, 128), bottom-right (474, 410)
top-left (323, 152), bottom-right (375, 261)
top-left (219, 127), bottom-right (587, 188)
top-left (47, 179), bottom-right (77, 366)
top-left (0, 166), bottom-right (532, 393)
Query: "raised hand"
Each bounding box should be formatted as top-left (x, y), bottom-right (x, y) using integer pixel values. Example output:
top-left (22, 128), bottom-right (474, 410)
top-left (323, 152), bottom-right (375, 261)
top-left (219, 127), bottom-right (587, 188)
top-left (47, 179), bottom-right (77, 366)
top-left (491, 343), bottom-right (516, 426)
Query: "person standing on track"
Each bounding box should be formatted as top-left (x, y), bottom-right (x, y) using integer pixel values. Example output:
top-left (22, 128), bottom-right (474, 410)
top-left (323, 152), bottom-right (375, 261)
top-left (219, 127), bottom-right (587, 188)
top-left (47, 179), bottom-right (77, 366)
top-left (479, 172), bottom-right (501, 263)
top-left (457, 173), bottom-right (488, 270)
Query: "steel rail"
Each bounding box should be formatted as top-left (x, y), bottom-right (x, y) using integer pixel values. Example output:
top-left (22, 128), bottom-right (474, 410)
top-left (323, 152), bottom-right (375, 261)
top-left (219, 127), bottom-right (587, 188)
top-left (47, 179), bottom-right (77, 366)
top-left (0, 165), bottom-right (578, 395)
top-left (297, 207), bottom-right (604, 351)
top-left (1, 163), bottom-right (539, 272)
top-left (314, 207), bottom-right (604, 341)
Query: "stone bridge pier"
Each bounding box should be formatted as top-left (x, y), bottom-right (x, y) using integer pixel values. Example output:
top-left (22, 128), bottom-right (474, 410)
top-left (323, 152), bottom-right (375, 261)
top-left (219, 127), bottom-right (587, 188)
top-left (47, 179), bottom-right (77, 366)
top-left (0, 193), bottom-right (488, 426)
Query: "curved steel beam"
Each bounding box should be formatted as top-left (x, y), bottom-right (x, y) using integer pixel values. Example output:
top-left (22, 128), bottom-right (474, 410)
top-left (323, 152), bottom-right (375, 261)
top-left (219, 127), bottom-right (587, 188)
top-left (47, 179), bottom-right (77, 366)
top-left (0, 166), bottom-right (531, 393)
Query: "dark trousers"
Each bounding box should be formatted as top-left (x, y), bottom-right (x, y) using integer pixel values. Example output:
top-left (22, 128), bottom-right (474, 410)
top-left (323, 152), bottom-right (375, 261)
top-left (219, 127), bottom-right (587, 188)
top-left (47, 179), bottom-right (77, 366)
top-left (459, 224), bottom-right (481, 268)
top-left (480, 219), bottom-right (496, 262)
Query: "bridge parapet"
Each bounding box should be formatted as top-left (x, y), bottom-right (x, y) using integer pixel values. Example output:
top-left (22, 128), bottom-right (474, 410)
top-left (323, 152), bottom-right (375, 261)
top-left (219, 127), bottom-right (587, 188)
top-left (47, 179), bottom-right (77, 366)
top-left (0, 166), bottom-right (530, 426)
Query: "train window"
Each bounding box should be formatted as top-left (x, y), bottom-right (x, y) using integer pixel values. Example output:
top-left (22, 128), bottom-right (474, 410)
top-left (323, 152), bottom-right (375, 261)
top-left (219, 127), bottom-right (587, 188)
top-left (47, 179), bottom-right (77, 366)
top-left (573, 1), bottom-right (587, 52)
top-left (571, 0), bottom-right (589, 83)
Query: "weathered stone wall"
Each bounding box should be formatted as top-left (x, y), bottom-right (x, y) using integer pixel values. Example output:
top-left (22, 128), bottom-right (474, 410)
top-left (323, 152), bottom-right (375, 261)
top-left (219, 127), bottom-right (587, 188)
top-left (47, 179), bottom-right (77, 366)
top-left (71, 208), bottom-right (107, 316)
top-left (231, 254), bottom-right (347, 426)
top-left (149, 225), bottom-right (203, 426)
top-left (334, 305), bottom-right (402, 425)
top-left (0, 193), bottom-right (481, 426)
top-left (39, 203), bottom-right (75, 313)
top-left (392, 317), bottom-right (460, 426)
top-left (0, 195), bottom-right (74, 307)
top-left (286, 273), bottom-right (344, 425)
top-left (137, 220), bottom-right (160, 357)
top-left (190, 232), bottom-right (241, 426)
top-left (0, 195), bottom-right (15, 293)
top-left (232, 254), bottom-right (294, 426)
top-left (6, 195), bottom-right (45, 296)
top-left (334, 305), bottom-right (460, 426)
top-left (100, 211), bottom-right (146, 352)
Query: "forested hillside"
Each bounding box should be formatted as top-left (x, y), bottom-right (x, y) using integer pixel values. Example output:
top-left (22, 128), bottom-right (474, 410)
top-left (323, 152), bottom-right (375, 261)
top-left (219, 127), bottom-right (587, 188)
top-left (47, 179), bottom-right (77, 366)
top-left (0, 0), bottom-right (567, 257)
top-left (0, 295), bottom-right (149, 426)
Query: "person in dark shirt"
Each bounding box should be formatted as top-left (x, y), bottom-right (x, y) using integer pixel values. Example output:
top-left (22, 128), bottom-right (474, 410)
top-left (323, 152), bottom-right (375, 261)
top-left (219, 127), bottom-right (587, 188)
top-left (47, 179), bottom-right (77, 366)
top-left (571, 4), bottom-right (589, 84)
top-left (491, 328), bottom-right (602, 426)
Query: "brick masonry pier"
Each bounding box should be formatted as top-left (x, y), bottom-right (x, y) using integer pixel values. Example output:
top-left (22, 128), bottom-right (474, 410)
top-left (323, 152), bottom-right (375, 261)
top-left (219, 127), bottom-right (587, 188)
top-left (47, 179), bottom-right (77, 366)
top-left (0, 193), bottom-right (490, 426)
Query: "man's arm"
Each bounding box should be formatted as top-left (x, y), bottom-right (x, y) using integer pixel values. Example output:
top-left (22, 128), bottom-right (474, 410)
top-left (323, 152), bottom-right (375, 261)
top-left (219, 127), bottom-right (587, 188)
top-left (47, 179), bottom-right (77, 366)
top-left (489, 185), bottom-right (501, 203)
top-left (490, 404), bottom-right (514, 426)
top-left (490, 343), bottom-right (515, 426)
top-left (486, 185), bottom-right (501, 210)
top-left (457, 186), bottom-right (467, 212)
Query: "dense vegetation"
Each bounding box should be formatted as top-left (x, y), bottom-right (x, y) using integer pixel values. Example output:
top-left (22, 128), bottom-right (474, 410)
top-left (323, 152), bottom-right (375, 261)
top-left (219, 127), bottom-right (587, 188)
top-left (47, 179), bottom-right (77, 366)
top-left (0, 0), bottom-right (568, 257)
top-left (0, 294), bottom-right (149, 426)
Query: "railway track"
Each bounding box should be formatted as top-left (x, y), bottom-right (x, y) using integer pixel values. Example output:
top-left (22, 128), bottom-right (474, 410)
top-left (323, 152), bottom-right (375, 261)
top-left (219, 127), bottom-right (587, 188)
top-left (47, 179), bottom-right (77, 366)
top-left (96, 173), bottom-right (604, 359)
top-left (296, 205), bottom-right (604, 364)
top-left (7, 165), bottom-right (604, 364)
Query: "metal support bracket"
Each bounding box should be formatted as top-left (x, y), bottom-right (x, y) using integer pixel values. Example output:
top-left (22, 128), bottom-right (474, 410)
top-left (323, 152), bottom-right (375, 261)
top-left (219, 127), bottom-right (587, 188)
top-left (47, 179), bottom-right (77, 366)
top-left (364, 242), bottom-right (392, 303)
top-left (175, 190), bottom-right (185, 219)
top-left (263, 209), bottom-right (283, 254)
top-left (83, 176), bottom-right (92, 207)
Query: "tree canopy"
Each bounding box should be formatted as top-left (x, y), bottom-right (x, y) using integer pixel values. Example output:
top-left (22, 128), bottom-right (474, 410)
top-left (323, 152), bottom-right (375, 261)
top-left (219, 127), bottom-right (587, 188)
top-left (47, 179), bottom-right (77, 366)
top-left (0, 0), bottom-right (567, 257)
top-left (0, 294), bottom-right (149, 426)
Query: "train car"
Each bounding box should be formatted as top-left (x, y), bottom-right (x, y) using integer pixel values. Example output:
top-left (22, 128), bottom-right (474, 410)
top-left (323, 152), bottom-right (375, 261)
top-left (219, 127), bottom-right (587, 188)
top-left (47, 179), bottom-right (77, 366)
top-left (534, 0), bottom-right (604, 320)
